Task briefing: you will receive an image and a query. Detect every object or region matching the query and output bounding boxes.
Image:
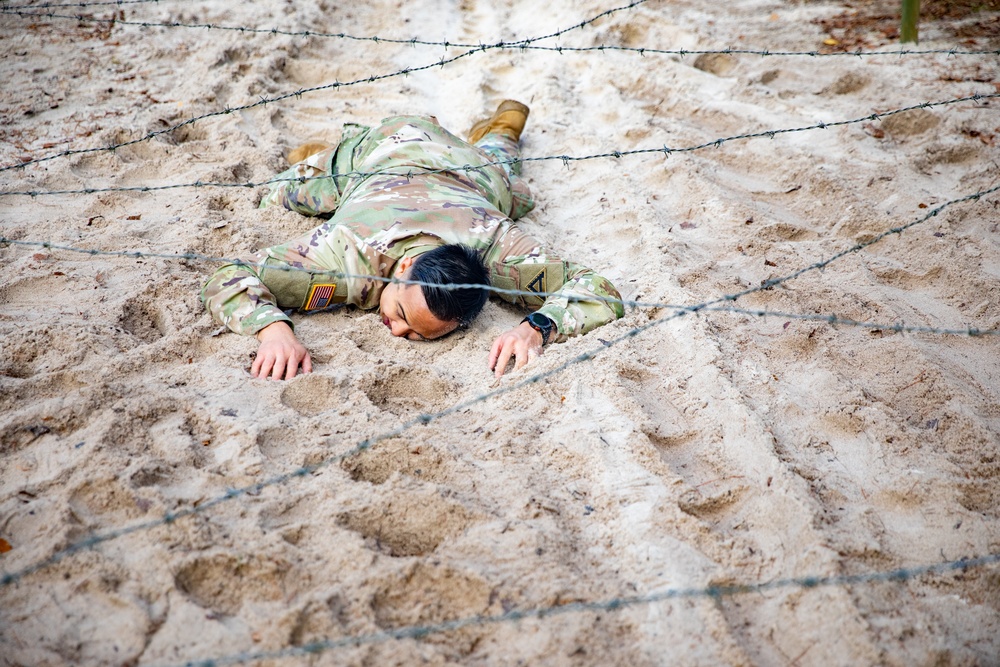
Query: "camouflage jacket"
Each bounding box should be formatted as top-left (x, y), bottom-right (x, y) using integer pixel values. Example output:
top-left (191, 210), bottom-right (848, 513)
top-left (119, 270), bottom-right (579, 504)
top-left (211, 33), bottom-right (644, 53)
top-left (201, 115), bottom-right (623, 343)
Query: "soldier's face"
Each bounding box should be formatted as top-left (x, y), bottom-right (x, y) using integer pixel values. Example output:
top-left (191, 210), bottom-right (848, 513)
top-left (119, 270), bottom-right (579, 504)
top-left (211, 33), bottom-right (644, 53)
top-left (379, 257), bottom-right (458, 341)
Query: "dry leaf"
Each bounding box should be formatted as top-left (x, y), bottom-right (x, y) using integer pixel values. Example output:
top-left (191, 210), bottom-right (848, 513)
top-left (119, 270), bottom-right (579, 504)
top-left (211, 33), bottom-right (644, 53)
top-left (0, 538), bottom-right (12, 553)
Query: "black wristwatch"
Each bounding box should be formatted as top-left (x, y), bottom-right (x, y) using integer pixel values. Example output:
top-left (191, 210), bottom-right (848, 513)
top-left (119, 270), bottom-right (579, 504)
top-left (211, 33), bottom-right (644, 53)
top-left (521, 312), bottom-right (555, 345)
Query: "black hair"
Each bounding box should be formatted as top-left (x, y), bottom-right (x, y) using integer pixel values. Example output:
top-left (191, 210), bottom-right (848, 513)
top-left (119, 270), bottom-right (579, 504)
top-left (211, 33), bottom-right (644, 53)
top-left (410, 244), bottom-right (490, 326)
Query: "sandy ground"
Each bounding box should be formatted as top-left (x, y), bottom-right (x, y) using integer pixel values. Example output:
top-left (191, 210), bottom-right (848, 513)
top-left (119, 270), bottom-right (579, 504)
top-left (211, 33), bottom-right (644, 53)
top-left (2, 0), bottom-right (1000, 665)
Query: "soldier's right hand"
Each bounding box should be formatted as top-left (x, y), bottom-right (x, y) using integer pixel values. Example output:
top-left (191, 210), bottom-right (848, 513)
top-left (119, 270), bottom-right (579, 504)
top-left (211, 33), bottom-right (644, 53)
top-left (252, 321), bottom-right (313, 380)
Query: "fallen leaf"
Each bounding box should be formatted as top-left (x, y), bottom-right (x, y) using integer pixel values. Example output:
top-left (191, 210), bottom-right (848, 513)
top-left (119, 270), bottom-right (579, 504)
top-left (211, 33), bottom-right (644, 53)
top-left (679, 221), bottom-right (697, 229)
top-left (863, 122), bottom-right (885, 139)
top-left (0, 538), bottom-right (11, 553)
top-left (823, 38), bottom-right (839, 46)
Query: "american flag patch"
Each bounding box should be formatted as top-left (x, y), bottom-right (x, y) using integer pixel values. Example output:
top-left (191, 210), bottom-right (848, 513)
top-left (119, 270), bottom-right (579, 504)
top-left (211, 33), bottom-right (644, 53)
top-left (305, 283), bottom-right (337, 310)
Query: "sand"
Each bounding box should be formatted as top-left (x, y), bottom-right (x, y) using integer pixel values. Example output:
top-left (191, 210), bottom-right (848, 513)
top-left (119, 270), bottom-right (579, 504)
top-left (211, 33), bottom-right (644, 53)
top-left (1, 0), bottom-right (999, 665)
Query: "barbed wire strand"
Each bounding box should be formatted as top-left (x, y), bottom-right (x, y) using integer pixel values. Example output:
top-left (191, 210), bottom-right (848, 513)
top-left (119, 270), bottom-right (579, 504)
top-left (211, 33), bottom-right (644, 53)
top-left (2, 0), bottom-right (181, 9)
top-left (1, 180), bottom-right (998, 313)
top-left (6, 6), bottom-right (999, 58)
top-left (2, 179), bottom-right (996, 589)
top-left (154, 552), bottom-right (1000, 667)
top-left (5, 2), bottom-right (997, 659)
top-left (1, 235), bottom-right (996, 337)
top-left (4, 92), bottom-right (996, 198)
top-left (0, 0), bottom-right (649, 174)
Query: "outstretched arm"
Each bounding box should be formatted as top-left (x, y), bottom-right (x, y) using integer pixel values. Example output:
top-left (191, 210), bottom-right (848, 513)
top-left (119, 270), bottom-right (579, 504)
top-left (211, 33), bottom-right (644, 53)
top-left (485, 224), bottom-right (624, 378)
top-left (201, 262), bottom-right (311, 381)
top-left (201, 226), bottom-right (350, 380)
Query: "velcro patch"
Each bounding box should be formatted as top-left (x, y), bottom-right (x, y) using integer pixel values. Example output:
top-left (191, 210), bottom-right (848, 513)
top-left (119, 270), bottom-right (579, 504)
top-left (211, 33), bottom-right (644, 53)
top-left (305, 283), bottom-right (337, 311)
top-left (522, 266), bottom-right (547, 296)
top-left (515, 261), bottom-right (565, 307)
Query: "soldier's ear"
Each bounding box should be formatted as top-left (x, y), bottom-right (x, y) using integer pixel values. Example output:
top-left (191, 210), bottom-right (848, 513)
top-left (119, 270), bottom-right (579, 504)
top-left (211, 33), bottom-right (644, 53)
top-left (396, 255), bottom-right (415, 277)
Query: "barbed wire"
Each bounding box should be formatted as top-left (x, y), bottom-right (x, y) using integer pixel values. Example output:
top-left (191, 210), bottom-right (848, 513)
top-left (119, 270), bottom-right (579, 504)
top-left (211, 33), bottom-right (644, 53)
top-left (6, 229), bottom-right (997, 337)
top-left (152, 552), bottom-right (1000, 667)
top-left (1, 0), bottom-right (184, 9)
top-left (5, 1), bottom-right (996, 658)
top-left (6, 6), bottom-right (999, 58)
top-left (0, 296), bottom-right (687, 588)
top-left (6, 6), bottom-right (996, 176)
top-left (2, 180), bottom-right (998, 324)
top-left (0, 236), bottom-right (996, 337)
top-left (3, 92), bottom-right (996, 198)
top-left (2, 0), bottom-right (179, 8)
top-left (2, 179), bottom-right (997, 589)
top-left (3, 0), bottom-right (650, 48)
top-left (0, 0), bottom-right (649, 174)
top-left (1, 180), bottom-right (997, 313)
top-left (705, 305), bottom-right (998, 337)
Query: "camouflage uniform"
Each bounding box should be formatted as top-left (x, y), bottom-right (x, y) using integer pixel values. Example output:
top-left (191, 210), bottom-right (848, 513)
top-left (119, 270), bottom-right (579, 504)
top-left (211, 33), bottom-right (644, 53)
top-left (201, 115), bottom-right (623, 343)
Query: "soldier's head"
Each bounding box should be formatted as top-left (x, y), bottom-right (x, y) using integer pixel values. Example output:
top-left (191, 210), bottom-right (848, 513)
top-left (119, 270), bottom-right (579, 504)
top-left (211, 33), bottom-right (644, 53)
top-left (379, 244), bottom-right (489, 341)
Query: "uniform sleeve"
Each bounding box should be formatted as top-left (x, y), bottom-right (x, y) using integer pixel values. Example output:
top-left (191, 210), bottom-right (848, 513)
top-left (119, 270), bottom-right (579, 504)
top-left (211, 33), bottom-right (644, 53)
top-left (201, 259), bottom-right (293, 336)
top-left (201, 225), bottom-right (349, 336)
top-left (484, 224), bottom-right (624, 343)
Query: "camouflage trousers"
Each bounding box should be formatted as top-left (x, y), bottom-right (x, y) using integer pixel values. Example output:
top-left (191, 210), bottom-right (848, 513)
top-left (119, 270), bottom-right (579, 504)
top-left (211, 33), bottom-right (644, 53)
top-left (261, 124), bottom-right (535, 222)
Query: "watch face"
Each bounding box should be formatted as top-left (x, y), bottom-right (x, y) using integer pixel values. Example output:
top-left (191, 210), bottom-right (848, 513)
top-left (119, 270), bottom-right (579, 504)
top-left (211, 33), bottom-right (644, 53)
top-left (527, 312), bottom-right (553, 342)
top-left (528, 313), bottom-right (550, 329)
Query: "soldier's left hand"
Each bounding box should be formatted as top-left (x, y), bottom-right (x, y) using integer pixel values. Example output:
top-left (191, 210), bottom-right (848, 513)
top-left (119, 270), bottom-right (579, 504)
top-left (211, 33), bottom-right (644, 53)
top-left (489, 322), bottom-right (543, 379)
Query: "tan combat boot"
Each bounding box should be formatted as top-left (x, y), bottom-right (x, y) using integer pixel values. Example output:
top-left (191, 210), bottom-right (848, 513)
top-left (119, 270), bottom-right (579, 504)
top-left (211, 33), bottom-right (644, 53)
top-left (287, 141), bottom-right (333, 165)
top-left (467, 99), bottom-right (530, 144)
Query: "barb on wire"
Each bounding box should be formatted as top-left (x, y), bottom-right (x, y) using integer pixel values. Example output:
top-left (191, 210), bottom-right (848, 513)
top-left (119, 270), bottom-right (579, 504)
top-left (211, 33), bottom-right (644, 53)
top-left (149, 552), bottom-right (1000, 667)
top-left (0, 0), bottom-right (648, 174)
top-left (6, 6), bottom-right (998, 58)
top-left (3, 93), bottom-right (996, 198)
top-left (2, 179), bottom-right (996, 589)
